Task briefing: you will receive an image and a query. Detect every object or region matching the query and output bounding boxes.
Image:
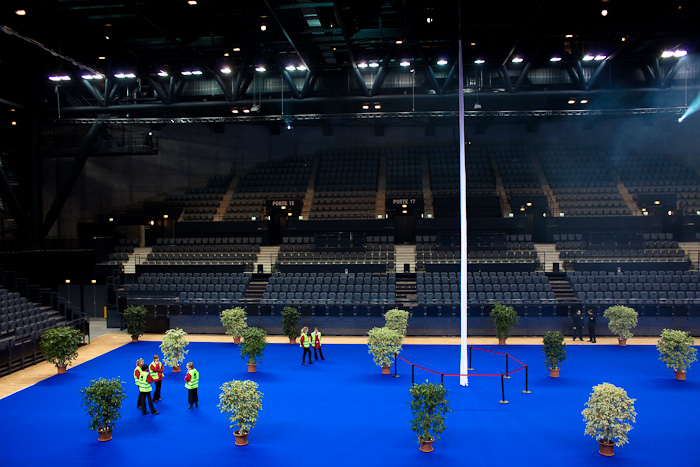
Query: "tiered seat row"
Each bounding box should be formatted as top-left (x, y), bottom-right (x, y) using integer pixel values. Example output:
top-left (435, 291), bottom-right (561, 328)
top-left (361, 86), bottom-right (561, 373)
top-left (123, 272), bottom-right (251, 305)
top-left (0, 290), bottom-right (59, 339)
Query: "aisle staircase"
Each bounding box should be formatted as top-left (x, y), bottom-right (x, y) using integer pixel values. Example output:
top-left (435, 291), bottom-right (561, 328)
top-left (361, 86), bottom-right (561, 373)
top-left (394, 244), bottom-right (416, 273)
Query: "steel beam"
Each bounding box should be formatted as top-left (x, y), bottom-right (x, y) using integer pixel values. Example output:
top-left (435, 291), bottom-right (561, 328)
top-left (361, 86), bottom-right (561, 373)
top-left (661, 56), bottom-right (688, 89)
top-left (271, 52), bottom-right (301, 100)
top-left (369, 45), bottom-right (395, 97)
top-left (41, 121), bottom-right (104, 238)
top-left (417, 45), bottom-right (441, 95)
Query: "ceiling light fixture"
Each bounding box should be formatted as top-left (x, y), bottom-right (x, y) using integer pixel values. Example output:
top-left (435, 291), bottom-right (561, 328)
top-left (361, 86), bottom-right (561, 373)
top-left (357, 62), bottom-right (368, 68)
top-left (221, 67), bottom-right (231, 74)
top-left (582, 54), bottom-right (595, 61)
top-left (255, 66), bottom-right (266, 72)
top-left (260, 24), bottom-right (267, 31)
top-left (158, 71), bottom-right (168, 77)
top-left (437, 59), bottom-right (448, 66)
top-left (474, 59), bottom-right (485, 64)
top-left (550, 56), bottom-right (562, 62)
top-left (15, 10), bottom-right (26, 15)
top-left (369, 62), bottom-right (379, 68)
top-left (512, 57), bottom-right (524, 63)
top-left (400, 60), bottom-right (410, 67)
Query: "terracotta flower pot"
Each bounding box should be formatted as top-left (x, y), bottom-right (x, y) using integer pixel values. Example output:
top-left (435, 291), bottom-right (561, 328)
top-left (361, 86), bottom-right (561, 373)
top-left (549, 368), bottom-right (560, 378)
top-left (289, 337), bottom-right (296, 344)
top-left (381, 365), bottom-right (391, 374)
top-left (131, 336), bottom-right (139, 343)
top-left (498, 338), bottom-right (506, 345)
top-left (618, 337), bottom-right (627, 346)
top-left (98, 429), bottom-right (113, 442)
top-left (234, 430), bottom-right (249, 446)
top-left (675, 370), bottom-right (687, 380)
top-left (172, 365), bottom-right (181, 373)
top-left (57, 365), bottom-right (67, 374)
top-left (234, 336), bottom-right (241, 344)
top-left (598, 439), bottom-right (614, 456)
top-left (248, 364), bottom-right (257, 373)
top-left (419, 437), bottom-right (434, 453)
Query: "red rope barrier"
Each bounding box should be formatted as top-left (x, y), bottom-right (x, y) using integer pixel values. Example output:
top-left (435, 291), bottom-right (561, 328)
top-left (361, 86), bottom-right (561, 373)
top-left (395, 346), bottom-right (526, 378)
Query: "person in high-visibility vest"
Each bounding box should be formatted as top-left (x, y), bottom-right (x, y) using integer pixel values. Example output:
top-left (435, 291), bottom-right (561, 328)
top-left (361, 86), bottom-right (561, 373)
top-left (149, 354), bottom-right (164, 401)
top-left (134, 358), bottom-right (145, 409)
top-left (312, 327), bottom-right (325, 361)
top-left (138, 364), bottom-right (159, 415)
top-left (300, 326), bottom-right (313, 365)
top-left (184, 361), bottom-right (199, 409)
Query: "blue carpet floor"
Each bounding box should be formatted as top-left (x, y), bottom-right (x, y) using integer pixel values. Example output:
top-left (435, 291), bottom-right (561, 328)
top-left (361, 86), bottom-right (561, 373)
top-left (1, 341), bottom-right (698, 466)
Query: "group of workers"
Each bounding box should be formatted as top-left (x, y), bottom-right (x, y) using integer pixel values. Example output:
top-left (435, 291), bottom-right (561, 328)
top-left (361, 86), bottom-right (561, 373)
top-left (299, 326), bottom-right (325, 365)
top-left (133, 355), bottom-right (199, 414)
top-left (572, 309), bottom-right (597, 343)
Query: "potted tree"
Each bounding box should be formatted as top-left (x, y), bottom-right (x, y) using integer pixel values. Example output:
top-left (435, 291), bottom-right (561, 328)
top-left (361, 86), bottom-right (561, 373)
top-left (281, 306), bottom-right (301, 344)
top-left (218, 379), bottom-right (263, 446)
top-left (542, 331), bottom-right (567, 377)
top-left (603, 305), bottom-right (638, 346)
top-left (79, 377), bottom-right (127, 442)
top-left (656, 328), bottom-right (697, 380)
top-left (490, 301), bottom-right (519, 345)
top-left (366, 326), bottom-right (403, 374)
top-left (122, 305), bottom-right (148, 342)
top-left (408, 379), bottom-right (453, 453)
top-left (385, 308), bottom-right (410, 337)
top-left (159, 328), bottom-right (189, 372)
top-left (220, 307), bottom-right (248, 344)
top-left (582, 382), bottom-right (637, 457)
top-left (40, 326), bottom-right (83, 374)
top-left (240, 326), bottom-right (268, 372)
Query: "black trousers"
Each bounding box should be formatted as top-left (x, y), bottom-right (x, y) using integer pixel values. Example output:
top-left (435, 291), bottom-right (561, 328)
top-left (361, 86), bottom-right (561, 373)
top-left (153, 380), bottom-right (162, 401)
top-left (573, 327), bottom-right (583, 340)
top-left (136, 388), bottom-right (142, 408)
top-left (313, 346), bottom-right (324, 360)
top-left (138, 391), bottom-right (156, 414)
top-left (588, 326), bottom-right (596, 342)
top-left (188, 388), bottom-right (198, 406)
top-left (302, 347), bottom-right (312, 363)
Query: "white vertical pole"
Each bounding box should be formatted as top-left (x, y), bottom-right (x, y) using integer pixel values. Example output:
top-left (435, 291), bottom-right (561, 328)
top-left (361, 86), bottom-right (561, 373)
top-left (458, 35), bottom-right (469, 386)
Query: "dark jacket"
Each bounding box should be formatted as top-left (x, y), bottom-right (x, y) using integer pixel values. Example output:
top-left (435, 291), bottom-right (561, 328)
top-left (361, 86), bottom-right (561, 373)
top-left (587, 313), bottom-right (597, 328)
top-left (572, 313), bottom-right (584, 328)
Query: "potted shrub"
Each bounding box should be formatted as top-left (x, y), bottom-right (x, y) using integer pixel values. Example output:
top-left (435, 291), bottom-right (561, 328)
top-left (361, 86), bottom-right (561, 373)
top-left (79, 377), bottom-right (127, 442)
top-left (542, 331), bottom-right (567, 377)
top-left (281, 306), bottom-right (301, 344)
top-left (240, 326), bottom-right (268, 372)
top-left (603, 305), bottom-right (638, 346)
top-left (490, 301), bottom-right (519, 345)
top-left (122, 305), bottom-right (148, 342)
top-left (582, 382), bottom-right (637, 457)
top-left (366, 326), bottom-right (403, 374)
top-left (218, 379), bottom-right (263, 446)
top-left (385, 308), bottom-right (409, 337)
top-left (40, 326), bottom-right (83, 373)
top-left (656, 328), bottom-right (697, 380)
top-left (159, 328), bottom-right (189, 372)
top-left (408, 379), bottom-right (453, 453)
top-left (220, 307), bottom-right (248, 344)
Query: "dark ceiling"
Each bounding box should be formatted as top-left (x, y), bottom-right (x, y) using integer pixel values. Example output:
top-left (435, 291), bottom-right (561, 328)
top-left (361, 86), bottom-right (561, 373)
top-left (1, 0), bottom-right (699, 120)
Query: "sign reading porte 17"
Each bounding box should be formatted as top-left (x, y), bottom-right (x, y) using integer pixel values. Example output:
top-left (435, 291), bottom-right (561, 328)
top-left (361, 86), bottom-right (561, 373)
top-left (271, 200), bottom-right (295, 207)
top-left (392, 199), bottom-right (417, 205)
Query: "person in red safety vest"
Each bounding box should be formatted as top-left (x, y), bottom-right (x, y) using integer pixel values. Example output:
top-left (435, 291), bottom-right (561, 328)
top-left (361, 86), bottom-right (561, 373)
top-left (149, 354), bottom-right (164, 401)
top-left (300, 326), bottom-right (313, 365)
top-left (134, 358), bottom-right (145, 409)
top-left (311, 327), bottom-right (325, 361)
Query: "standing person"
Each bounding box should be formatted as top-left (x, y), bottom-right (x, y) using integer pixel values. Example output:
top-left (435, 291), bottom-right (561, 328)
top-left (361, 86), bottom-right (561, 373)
top-left (184, 362), bottom-right (199, 409)
top-left (300, 326), bottom-right (313, 365)
top-left (572, 309), bottom-right (584, 341)
top-left (311, 327), bottom-right (325, 361)
top-left (149, 355), bottom-right (164, 401)
top-left (587, 309), bottom-right (597, 343)
top-left (137, 364), bottom-right (159, 415)
top-left (134, 358), bottom-right (145, 409)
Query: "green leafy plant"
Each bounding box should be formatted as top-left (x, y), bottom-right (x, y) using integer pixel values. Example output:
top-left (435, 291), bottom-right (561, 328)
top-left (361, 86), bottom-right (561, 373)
top-left (40, 326), bottom-right (83, 368)
top-left (122, 305), bottom-right (148, 339)
top-left (366, 326), bottom-right (403, 368)
top-left (80, 377), bottom-right (127, 433)
top-left (656, 328), bottom-right (697, 372)
top-left (218, 380), bottom-right (264, 435)
top-left (385, 308), bottom-right (409, 337)
top-left (220, 307), bottom-right (248, 339)
top-left (489, 301), bottom-right (519, 341)
top-left (159, 328), bottom-right (189, 369)
top-left (603, 305), bottom-right (638, 340)
top-left (240, 326), bottom-right (268, 366)
top-left (582, 382), bottom-right (637, 447)
top-left (281, 306), bottom-right (301, 341)
top-left (542, 331), bottom-right (567, 369)
top-left (408, 380), bottom-right (453, 442)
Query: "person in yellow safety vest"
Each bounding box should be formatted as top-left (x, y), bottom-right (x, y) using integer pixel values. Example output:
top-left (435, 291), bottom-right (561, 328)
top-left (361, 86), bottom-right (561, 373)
top-left (300, 326), bottom-right (313, 365)
top-left (134, 358), bottom-right (145, 409)
top-left (184, 361), bottom-right (199, 409)
top-left (312, 327), bottom-right (325, 361)
top-left (138, 364), bottom-right (159, 415)
top-left (149, 355), bottom-right (164, 402)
